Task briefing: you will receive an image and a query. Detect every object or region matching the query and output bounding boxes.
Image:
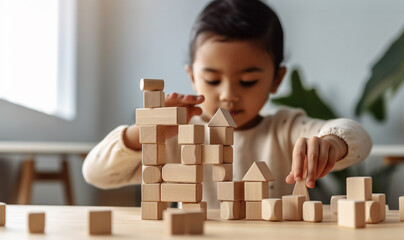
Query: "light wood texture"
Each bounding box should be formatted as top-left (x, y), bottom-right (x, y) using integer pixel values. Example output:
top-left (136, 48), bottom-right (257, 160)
top-left (372, 194), bottom-right (386, 221)
top-left (365, 201), bottom-right (380, 224)
top-left (246, 202), bottom-right (262, 220)
top-left (28, 212), bottom-right (45, 233)
top-left (292, 180), bottom-right (310, 201)
top-left (143, 91), bottom-right (165, 108)
top-left (162, 164), bottom-right (203, 183)
top-left (142, 165), bottom-right (162, 184)
top-left (136, 107), bottom-right (186, 125)
top-left (217, 181), bottom-right (244, 201)
top-left (282, 195), bottom-right (305, 221)
top-left (338, 200), bottom-right (365, 228)
top-left (184, 211), bottom-right (204, 234)
top-left (0, 141), bottom-right (95, 154)
top-left (212, 164), bottom-right (233, 182)
top-left (399, 196), bottom-right (404, 221)
top-left (330, 195), bottom-right (346, 215)
top-left (244, 182), bottom-right (269, 201)
top-left (178, 125), bottom-right (204, 144)
top-left (223, 146), bottom-right (233, 163)
top-left (0, 203), bottom-right (5, 226)
top-left (139, 78), bottom-right (164, 91)
top-left (142, 144), bottom-right (166, 165)
top-left (201, 145), bottom-right (223, 164)
top-left (141, 184), bottom-right (161, 202)
top-left (262, 198), bottom-right (282, 221)
top-left (208, 108), bottom-right (237, 128)
top-left (346, 177), bottom-right (372, 201)
top-left (181, 145), bottom-right (202, 165)
top-left (220, 201), bottom-right (244, 220)
top-left (242, 161), bottom-right (275, 182)
top-left (141, 202), bottom-right (168, 220)
top-left (139, 126), bottom-right (165, 144)
top-left (161, 183), bottom-right (202, 203)
top-left (182, 202), bottom-right (207, 220)
top-left (303, 201), bottom-right (323, 222)
top-left (209, 127), bottom-right (234, 145)
top-left (163, 210), bottom-right (186, 235)
top-left (89, 210), bottom-right (111, 235)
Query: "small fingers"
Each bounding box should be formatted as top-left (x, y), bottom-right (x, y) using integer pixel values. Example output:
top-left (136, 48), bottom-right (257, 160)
top-left (319, 147), bottom-right (337, 178)
top-left (292, 137), bottom-right (307, 182)
top-left (306, 137), bottom-right (320, 188)
top-left (316, 139), bottom-right (330, 179)
top-left (285, 169), bottom-right (296, 184)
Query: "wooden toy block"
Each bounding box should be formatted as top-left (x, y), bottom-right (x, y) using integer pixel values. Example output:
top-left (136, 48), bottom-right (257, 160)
top-left (365, 201), bottom-right (380, 224)
top-left (220, 201), bottom-right (244, 220)
top-left (242, 161), bottom-right (274, 182)
top-left (141, 183), bottom-right (161, 202)
top-left (212, 164), bottom-right (233, 182)
top-left (182, 201), bottom-right (207, 220)
top-left (303, 201), bottom-right (323, 222)
top-left (292, 180), bottom-right (310, 201)
top-left (244, 182), bottom-right (269, 201)
top-left (142, 144), bottom-right (165, 165)
top-left (330, 195), bottom-right (346, 214)
top-left (162, 164), bottom-right (203, 183)
top-left (178, 124), bottom-right (204, 144)
top-left (201, 145), bottom-right (223, 164)
top-left (337, 200), bottom-right (365, 228)
top-left (140, 78), bottom-right (164, 91)
top-left (161, 183), bottom-right (202, 202)
top-left (139, 125), bottom-right (165, 144)
top-left (136, 107), bottom-right (186, 125)
top-left (181, 145), bottom-right (202, 165)
top-left (28, 212), bottom-right (45, 233)
top-left (223, 146), bottom-right (233, 163)
top-left (346, 177), bottom-right (372, 201)
top-left (262, 198), bottom-right (282, 221)
top-left (217, 181), bottom-right (244, 201)
top-left (89, 210), bottom-right (112, 235)
top-left (143, 91), bottom-right (165, 108)
top-left (209, 127), bottom-right (234, 145)
top-left (208, 108), bottom-right (237, 128)
top-left (372, 193), bottom-right (386, 221)
top-left (246, 201), bottom-right (262, 220)
top-left (142, 202), bottom-right (168, 220)
top-left (282, 195), bottom-right (305, 221)
top-left (184, 210), bottom-right (204, 234)
top-left (400, 196), bottom-right (404, 221)
top-left (142, 165), bottom-right (162, 184)
top-left (164, 210), bottom-right (186, 235)
top-left (0, 202), bottom-right (5, 226)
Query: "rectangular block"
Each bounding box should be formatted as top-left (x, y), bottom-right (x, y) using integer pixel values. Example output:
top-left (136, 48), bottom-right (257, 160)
top-left (89, 210), bottom-right (112, 235)
top-left (303, 201), bottom-right (323, 222)
top-left (162, 164), bottom-right (203, 183)
top-left (178, 125), bottom-right (204, 144)
top-left (400, 196), bottom-right (404, 221)
top-left (372, 193), bottom-right (386, 221)
top-left (139, 125), bottom-right (165, 144)
top-left (142, 144), bottom-right (165, 165)
top-left (338, 200), bottom-right (365, 228)
top-left (140, 78), bottom-right (164, 91)
top-left (142, 165), bottom-right (162, 184)
top-left (28, 212), bottom-right (45, 233)
top-left (181, 145), bottom-right (202, 165)
top-left (217, 181), bottom-right (244, 201)
top-left (142, 202), bottom-right (168, 220)
top-left (282, 195), bottom-right (305, 221)
top-left (141, 184), bottom-right (161, 202)
top-left (183, 202), bottom-right (207, 220)
top-left (201, 145), bottom-right (223, 164)
top-left (262, 198), bottom-right (282, 221)
top-left (161, 183), bottom-right (202, 202)
top-left (246, 202), bottom-right (262, 220)
top-left (220, 201), bottom-right (244, 220)
top-left (245, 182), bottom-right (269, 201)
top-left (209, 127), bottom-right (233, 145)
top-left (330, 195), bottom-right (346, 215)
top-left (223, 146), bottom-right (233, 163)
top-left (212, 164), bottom-right (233, 182)
top-left (346, 177), bottom-right (372, 201)
top-left (164, 211), bottom-right (186, 235)
top-left (136, 107), bottom-right (186, 125)
top-left (184, 211), bottom-right (204, 234)
top-left (0, 203), bottom-right (5, 227)
top-left (144, 91), bottom-right (165, 108)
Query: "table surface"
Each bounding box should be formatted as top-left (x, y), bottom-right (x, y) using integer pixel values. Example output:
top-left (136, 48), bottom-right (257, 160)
top-left (0, 142), bottom-right (96, 154)
top-left (0, 205), bottom-right (403, 240)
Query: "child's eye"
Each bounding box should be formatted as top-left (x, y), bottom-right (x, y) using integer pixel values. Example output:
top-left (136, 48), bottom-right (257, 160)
top-left (240, 80), bottom-right (258, 87)
top-left (204, 79), bottom-right (220, 86)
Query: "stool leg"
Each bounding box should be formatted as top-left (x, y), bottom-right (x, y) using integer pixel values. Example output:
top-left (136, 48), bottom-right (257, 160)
top-left (17, 159), bottom-right (35, 204)
top-left (61, 158), bottom-right (75, 205)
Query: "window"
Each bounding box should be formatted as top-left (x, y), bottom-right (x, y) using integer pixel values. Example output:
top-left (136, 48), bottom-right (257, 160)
top-left (0, 0), bottom-right (76, 120)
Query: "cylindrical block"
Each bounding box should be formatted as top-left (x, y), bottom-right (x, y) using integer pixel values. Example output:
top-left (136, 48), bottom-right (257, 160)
top-left (262, 198), bottom-right (282, 221)
top-left (142, 165), bottom-right (162, 183)
top-left (365, 201), bottom-right (380, 224)
top-left (140, 78), bottom-right (164, 91)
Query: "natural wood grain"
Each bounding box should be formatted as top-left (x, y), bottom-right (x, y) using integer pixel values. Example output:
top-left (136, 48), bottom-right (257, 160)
top-left (201, 145), bottom-right (223, 164)
top-left (346, 177), bottom-right (372, 201)
top-left (208, 108), bottom-right (237, 128)
top-left (178, 125), bottom-right (204, 145)
top-left (0, 203), bottom-right (5, 226)
top-left (372, 194), bottom-right (386, 222)
top-left (143, 91), bottom-right (165, 108)
top-left (141, 184), bottom-right (161, 202)
top-left (89, 210), bottom-right (112, 235)
top-left (242, 161), bottom-right (274, 182)
top-left (244, 182), bottom-right (269, 201)
top-left (139, 126), bottom-right (165, 144)
top-left (303, 201), bottom-right (323, 222)
top-left (139, 79), bottom-right (164, 91)
top-left (282, 195), bottom-right (305, 221)
top-left (212, 164), bottom-right (233, 182)
top-left (262, 198), bottom-right (282, 221)
top-left (209, 127), bottom-right (234, 145)
top-left (161, 183), bottom-right (202, 203)
top-left (181, 145), bottom-right (202, 165)
top-left (182, 202), bottom-right (207, 220)
top-left (136, 107), bottom-right (186, 125)
top-left (217, 181), bottom-right (244, 201)
top-left (162, 164), bottom-right (203, 183)
top-left (28, 212), bottom-right (45, 233)
top-left (142, 144), bottom-right (166, 165)
top-left (338, 200), bottom-right (365, 228)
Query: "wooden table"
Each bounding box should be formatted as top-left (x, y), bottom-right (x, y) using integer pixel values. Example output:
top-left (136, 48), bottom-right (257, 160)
top-left (0, 205), bottom-right (403, 239)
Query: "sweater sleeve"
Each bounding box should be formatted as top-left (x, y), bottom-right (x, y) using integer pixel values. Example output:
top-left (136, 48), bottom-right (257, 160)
top-left (82, 125), bottom-right (142, 189)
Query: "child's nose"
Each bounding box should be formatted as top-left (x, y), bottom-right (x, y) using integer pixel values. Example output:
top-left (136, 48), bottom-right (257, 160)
top-left (219, 83), bottom-right (240, 103)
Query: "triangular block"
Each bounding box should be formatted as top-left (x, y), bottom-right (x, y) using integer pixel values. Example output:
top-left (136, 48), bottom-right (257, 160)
top-left (242, 161), bottom-right (275, 182)
top-left (208, 108), bottom-right (237, 128)
top-left (292, 180), bottom-right (310, 201)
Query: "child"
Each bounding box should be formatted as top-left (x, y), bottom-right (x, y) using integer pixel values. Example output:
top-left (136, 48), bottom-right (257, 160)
top-left (83, 0), bottom-right (372, 208)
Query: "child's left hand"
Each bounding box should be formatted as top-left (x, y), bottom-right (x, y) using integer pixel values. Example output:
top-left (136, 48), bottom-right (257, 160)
top-left (285, 135), bottom-right (348, 188)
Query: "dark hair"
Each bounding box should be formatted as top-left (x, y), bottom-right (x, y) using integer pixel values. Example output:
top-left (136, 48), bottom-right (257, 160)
top-left (189, 0), bottom-right (284, 73)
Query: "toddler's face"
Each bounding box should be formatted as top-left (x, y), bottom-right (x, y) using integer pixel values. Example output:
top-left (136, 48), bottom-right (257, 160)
top-left (188, 35), bottom-right (285, 129)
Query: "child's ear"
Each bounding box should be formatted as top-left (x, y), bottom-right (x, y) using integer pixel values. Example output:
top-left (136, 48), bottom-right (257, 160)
top-left (185, 64), bottom-right (197, 92)
top-left (270, 66), bottom-right (286, 93)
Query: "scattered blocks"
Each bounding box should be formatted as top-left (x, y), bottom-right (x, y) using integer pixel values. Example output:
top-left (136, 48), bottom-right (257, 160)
top-left (89, 210), bottom-right (112, 235)
top-left (182, 201), bottom-right (207, 220)
top-left (292, 180), bottom-right (310, 201)
top-left (163, 210), bottom-right (204, 235)
top-left (201, 145), bottom-right (223, 164)
top-left (142, 144), bottom-right (166, 165)
top-left (209, 127), bottom-right (234, 145)
top-left (0, 202), bottom-right (5, 227)
top-left (143, 91), bottom-right (165, 108)
top-left (141, 202), bottom-right (168, 220)
top-left (262, 198), bottom-right (282, 221)
top-left (162, 164), bottom-right (203, 183)
top-left (337, 200), bottom-right (365, 228)
top-left (346, 177), bottom-right (372, 201)
top-left (365, 201), bottom-right (380, 224)
top-left (242, 161), bottom-right (274, 182)
top-left (244, 182), bottom-right (269, 201)
top-left (178, 124), bottom-right (204, 144)
top-left (141, 183), bottom-right (161, 202)
top-left (303, 201), bottom-right (323, 222)
top-left (400, 196), bottom-right (404, 221)
top-left (330, 195), bottom-right (346, 215)
top-left (208, 108), bottom-right (237, 128)
top-left (142, 165), bottom-right (162, 184)
top-left (136, 107), bottom-right (187, 125)
top-left (139, 125), bottom-right (165, 144)
top-left (181, 145), bottom-right (202, 165)
top-left (161, 183), bottom-right (202, 202)
top-left (220, 201), bottom-right (244, 220)
top-left (372, 193), bottom-right (386, 221)
top-left (217, 181), bottom-right (244, 201)
top-left (282, 195), bottom-right (305, 221)
top-left (246, 201), bottom-right (262, 220)
top-left (28, 212), bottom-right (45, 234)
top-left (140, 78), bottom-right (164, 91)
top-left (212, 164), bottom-right (233, 182)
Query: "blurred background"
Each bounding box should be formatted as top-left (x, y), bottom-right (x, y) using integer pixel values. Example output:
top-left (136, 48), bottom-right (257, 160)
top-left (0, 0), bottom-right (403, 208)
